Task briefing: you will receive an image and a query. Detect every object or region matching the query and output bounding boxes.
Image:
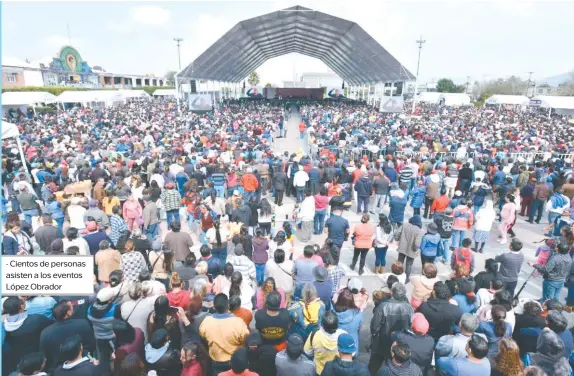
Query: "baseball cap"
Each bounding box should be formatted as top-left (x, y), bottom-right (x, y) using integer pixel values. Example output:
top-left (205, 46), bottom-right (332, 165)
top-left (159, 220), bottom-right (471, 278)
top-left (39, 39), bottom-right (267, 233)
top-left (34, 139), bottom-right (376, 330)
top-left (286, 334), bottom-right (305, 358)
top-left (454, 190), bottom-right (462, 197)
top-left (96, 287), bottom-right (116, 303)
top-left (412, 312), bottom-right (429, 335)
top-left (347, 278), bottom-right (363, 294)
top-left (337, 333), bottom-right (357, 354)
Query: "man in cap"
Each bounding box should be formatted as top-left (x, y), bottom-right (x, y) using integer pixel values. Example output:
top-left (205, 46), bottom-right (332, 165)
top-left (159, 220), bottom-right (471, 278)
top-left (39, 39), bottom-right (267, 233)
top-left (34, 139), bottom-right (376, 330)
top-left (275, 334), bottom-right (315, 376)
top-left (390, 313), bottom-right (434, 375)
top-left (321, 333), bottom-right (369, 376)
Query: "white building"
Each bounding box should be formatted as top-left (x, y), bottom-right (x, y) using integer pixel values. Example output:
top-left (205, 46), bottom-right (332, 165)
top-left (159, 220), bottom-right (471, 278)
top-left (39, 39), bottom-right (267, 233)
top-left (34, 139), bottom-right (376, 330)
top-left (299, 71), bottom-right (342, 88)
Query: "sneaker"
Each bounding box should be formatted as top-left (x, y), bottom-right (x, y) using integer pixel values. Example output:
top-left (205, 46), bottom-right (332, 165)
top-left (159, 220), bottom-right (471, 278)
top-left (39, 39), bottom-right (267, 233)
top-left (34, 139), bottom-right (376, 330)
top-left (499, 239), bottom-right (507, 245)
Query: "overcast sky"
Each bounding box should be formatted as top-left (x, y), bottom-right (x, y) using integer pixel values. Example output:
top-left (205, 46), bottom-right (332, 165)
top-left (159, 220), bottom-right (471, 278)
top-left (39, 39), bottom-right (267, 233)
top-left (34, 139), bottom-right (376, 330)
top-left (3, 1), bottom-right (574, 85)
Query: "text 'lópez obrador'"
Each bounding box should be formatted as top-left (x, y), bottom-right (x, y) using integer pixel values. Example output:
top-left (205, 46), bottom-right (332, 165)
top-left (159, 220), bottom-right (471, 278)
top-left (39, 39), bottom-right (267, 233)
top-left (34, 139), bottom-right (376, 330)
top-left (2, 256), bottom-right (94, 296)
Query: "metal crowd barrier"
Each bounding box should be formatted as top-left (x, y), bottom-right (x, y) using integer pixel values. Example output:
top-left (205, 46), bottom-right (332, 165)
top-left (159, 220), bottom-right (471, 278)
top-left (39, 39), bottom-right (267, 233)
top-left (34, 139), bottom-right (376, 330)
top-left (315, 147), bottom-right (573, 164)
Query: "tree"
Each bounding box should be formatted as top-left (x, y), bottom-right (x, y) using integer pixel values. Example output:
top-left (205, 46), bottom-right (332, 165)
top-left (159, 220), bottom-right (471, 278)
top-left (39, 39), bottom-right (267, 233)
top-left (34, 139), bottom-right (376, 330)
top-left (248, 71), bottom-right (260, 86)
top-left (264, 82), bottom-right (273, 87)
top-left (436, 78), bottom-right (466, 93)
top-left (164, 71), bottom-right (176, 85)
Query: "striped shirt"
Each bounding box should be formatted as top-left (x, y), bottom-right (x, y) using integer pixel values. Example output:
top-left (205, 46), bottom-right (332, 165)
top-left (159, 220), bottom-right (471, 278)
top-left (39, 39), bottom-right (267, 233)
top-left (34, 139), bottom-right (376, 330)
top-left (210, 173), bottom-right (226, 187)
top-left (327, 265), bottom-right (345, 295)
top-left (399, 167), bottom-right (414, 183)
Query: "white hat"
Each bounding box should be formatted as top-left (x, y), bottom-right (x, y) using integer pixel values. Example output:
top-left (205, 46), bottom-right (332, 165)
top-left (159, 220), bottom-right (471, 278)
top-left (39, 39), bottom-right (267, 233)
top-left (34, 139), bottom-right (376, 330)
top-left (97, 287), bottom-right (116, 303)
top-left (347, 278), bottom-right (363, 294)
top-left (455, 190), bottom-right (462, 197)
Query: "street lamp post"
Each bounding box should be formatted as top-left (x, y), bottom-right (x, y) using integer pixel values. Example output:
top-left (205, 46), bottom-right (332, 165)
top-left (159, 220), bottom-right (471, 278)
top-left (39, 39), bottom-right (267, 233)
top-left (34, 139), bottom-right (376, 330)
top-left (411, 36), bottom-right (426, 114)
top-left (173, 38), bottom-right (183, 70)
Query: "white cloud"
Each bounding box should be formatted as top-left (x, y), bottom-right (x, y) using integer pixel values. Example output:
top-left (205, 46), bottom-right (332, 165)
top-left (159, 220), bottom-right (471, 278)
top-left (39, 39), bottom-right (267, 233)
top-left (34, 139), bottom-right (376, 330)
top-left (129, 5), bottom-right (171, 26)
top-left (106, 22), bottom-right (133, 34)
top-left (45, 34), bottom-right (82, 49)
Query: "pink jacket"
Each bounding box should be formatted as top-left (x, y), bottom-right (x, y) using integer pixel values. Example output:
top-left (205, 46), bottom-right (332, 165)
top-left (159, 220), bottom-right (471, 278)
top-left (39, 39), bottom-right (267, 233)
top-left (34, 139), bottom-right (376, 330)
top-left (123, 200), bottom-right (142, 220)
top-left (255, 288), bottom-right (286, 310)
top-left (500, 203), bottom-right (516, 224)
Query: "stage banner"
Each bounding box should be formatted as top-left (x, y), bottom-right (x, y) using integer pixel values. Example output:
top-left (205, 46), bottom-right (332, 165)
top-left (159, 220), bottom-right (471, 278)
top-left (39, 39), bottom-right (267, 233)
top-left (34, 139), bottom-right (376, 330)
top-left (189, 94), bottom-right (213, 111)
top-left (244, 86), bottom-right (264, 98)
top-left (324, 87), bottom-right (345, 99)
top-left (379, 95), bottom-right (404, 112)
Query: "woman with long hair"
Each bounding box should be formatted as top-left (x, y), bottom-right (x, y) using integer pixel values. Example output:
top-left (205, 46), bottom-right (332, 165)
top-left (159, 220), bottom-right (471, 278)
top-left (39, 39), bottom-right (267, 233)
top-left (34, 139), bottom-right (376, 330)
top-left (229, 271), bottom-right (254, 310)
top-left (102, 189), bottom-right (120, 217)
top-left (474, 199), bottom-right (496, 253)
top-left (477, 290), bottom-right (516, 331)
top-left (255, 277), bottom-right (286, 310)
top-left (146, 295), bottom-right (181, 350)
top-left (257, 198), bottom-right (273, 236)
top-left (203, 190), bottom-right (225, 219)
top-left (490, 338), bottom-right (524, 376)
top-left (477, 304), bottom-right (513, 357)
top-left (268, 230), bottom-right (292, 260)
top-left (180, 341), bottom-right (209, 376)
top-left (498, 194), bottom-right (517, 245)
top-left (213, 262), bottom-right (233, 295)
top-left (333, 288), bottom-right (363, 349)
top-left (112, 320), bottom-right (145, 372)
top-left (288, 282), bottom-right (325, 341)
top-left (374, 214), bottom-right (393, 274)
top-left (205, 219), bottom-right (230, 267)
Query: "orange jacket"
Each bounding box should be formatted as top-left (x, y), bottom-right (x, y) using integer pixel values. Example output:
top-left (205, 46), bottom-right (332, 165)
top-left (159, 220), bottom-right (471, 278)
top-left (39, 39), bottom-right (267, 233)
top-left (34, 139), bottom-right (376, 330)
top-left (241, 173), bottom-right (259, 192)
top-left (299, 122), bottom-right (306, 132)
top-left (431, 195), bottom-right (451, 213)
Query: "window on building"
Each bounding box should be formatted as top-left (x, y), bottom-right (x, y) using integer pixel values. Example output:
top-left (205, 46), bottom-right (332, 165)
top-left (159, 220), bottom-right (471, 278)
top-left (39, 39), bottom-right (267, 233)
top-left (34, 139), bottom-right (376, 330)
top-left (6, 73), bottom-right (17, 82)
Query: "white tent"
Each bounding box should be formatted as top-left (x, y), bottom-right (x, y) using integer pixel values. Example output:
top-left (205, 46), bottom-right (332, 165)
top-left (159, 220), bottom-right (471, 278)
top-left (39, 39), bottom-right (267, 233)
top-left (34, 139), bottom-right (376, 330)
top-left (2, 91), bottom-right (58, 106)
top-left (152, 89), bottom-right (176, 97)
top-left (1, 121), bottom-right (27, 170)
top-left (485, 95), bottom-right (530, 106)
top-left (119, 90), bottom-right (150, 99)
top-left (531, 95), bottom-right (574, 116)
top-left (415, 92), bottom-right (471, 106)
top-left (52, 90), bottom-right (127, 107)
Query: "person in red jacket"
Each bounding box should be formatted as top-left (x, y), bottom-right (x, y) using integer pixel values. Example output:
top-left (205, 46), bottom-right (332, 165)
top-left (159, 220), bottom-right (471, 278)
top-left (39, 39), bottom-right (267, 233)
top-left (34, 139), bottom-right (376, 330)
top-left (241, 167), bottom-right (259, 202)
top-left (430, 189), bottom-right (451, 218)
top-left (298, 121), bottom-right (306, 139)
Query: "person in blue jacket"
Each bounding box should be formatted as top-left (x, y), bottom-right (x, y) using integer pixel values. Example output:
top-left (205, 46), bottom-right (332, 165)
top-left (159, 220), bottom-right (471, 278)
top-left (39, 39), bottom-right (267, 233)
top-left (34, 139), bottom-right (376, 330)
top-left (419, 222), bottom-right (440, 264)
top-left (409, 179), bottom-right (426, 216)
top-left (389, 183), bottom-right (408, 227)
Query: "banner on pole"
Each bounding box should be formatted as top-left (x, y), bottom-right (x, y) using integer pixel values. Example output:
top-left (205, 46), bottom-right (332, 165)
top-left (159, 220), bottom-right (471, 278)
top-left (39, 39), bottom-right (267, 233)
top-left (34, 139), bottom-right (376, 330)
top-left (379, 95), bottom-right (404, 112)
top-left (324, 87), bottom-right (345, 99)
top-left (188, 94), bottom-right (213, 111)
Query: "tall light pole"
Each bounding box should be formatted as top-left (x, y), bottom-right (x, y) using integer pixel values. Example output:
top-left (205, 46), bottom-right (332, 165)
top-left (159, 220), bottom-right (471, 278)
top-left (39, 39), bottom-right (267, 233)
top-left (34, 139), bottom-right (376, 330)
top-left (411, 36), bottom-right (426, 114)
top-left (526, 71), bottom-right (534, 97)
top-left (173, 38), bottom-right (183, 70)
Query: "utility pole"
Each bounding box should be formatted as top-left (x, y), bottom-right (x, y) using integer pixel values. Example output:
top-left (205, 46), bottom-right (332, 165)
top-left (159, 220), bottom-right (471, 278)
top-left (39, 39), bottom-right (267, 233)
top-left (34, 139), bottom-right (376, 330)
top-left (411, 36), bottom-right (426, 114)
top-left (173, 38), bottom-right (183, 70)
top-left (526, 71), bottom-right (534, 97)
top-left (465, 76), bottom-right (471, 94)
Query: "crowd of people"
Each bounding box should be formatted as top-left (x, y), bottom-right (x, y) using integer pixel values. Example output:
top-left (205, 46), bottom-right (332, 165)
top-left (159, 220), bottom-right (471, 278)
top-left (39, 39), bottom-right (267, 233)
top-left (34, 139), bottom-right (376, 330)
top-left (2, 97), bottom-right (574, 376)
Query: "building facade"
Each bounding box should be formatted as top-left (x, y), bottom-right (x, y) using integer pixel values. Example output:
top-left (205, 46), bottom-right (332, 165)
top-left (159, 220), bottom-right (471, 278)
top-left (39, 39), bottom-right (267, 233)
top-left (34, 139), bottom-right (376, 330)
top-left (2, 46), bottom-right (166, 89)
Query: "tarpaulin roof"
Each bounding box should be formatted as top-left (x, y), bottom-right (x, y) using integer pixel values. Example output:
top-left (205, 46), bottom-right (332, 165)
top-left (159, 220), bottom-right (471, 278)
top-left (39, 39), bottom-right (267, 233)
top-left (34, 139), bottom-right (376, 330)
top-left (177, 5), bottom-right (414, 85)
top-left (2, 91), bottom-right (57, 106)
top-left (485, 95), bottom-right (530, 106)
top-left (531, 95), bottom-right (574, 110)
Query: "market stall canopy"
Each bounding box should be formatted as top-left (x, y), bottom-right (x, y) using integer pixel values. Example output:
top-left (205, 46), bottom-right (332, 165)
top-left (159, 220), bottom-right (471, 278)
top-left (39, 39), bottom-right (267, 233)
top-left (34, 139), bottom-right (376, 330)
top-left (530, 95), bottom-right (574, 110)
top-left (152, 89), bottom-right (176, 96)
top-left (416, 92), bottom-right (471, 106)
top-left (119, 89), bottom-right (151, 99)
top-left (485, 95), bottom-right (530, 106)
top-left (2, 91), bottom-right (58, 106)
top-left (176, 5), bottom-right (414, 85)
top-left (2, 121), bottom-right (20, 140)
top-left (51, 90), bottom-right (126, 104)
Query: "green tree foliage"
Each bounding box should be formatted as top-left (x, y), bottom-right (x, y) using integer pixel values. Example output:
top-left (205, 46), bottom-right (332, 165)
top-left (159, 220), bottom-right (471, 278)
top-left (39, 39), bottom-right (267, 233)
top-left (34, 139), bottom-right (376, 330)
top-left (164, 71), bottom-right (177, 85)
top-left (436, 78), bottom-right (466, 93)
top-left (264, 82), bottom-right (273, 87)
top-left (248, 71), bottom-right (260, 86)
top-left (2, 86), bottom-right (174, 96)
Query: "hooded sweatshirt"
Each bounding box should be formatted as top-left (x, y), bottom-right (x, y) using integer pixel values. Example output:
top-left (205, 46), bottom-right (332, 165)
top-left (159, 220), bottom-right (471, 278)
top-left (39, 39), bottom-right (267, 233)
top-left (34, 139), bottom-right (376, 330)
top-left (334, 308), bottom-right (363, 350)
top-left (2, 312), bottom-right (53, 374)
top-left (322, 357), bottom-right (370, 376)
top-left (167, 289), bottom-right (191, 309)
top-left (524, 329), bottom-right (572, 376)
top-left (52, 357), bottom-right (101, 376)
top-left (451, 247), bottom-right (474, 274)
top-left (87, 301), bottom-right (117, 339)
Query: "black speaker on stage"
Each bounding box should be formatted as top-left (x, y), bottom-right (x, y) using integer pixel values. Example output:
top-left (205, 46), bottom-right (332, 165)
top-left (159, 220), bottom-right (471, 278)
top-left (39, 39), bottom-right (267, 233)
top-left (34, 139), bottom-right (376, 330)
top-left (190, 80), bottom-right (197, 93)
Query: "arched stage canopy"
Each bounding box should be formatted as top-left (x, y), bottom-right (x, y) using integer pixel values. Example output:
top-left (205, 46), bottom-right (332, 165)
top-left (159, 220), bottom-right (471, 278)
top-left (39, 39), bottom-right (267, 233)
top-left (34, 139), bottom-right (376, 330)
top-left (177, 5), bottom-right (414, 85)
